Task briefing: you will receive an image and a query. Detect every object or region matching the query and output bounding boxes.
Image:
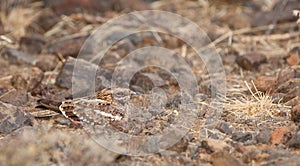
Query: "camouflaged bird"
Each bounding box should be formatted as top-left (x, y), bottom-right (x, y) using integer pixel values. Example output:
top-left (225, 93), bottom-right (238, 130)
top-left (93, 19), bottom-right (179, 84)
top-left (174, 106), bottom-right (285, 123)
top-left (38, 88), bottom-right (135, 127)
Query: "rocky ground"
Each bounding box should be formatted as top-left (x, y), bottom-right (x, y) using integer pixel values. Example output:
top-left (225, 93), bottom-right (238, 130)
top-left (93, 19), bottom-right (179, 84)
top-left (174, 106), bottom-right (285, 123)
top-left (0, 0), bottom-right (300, 165)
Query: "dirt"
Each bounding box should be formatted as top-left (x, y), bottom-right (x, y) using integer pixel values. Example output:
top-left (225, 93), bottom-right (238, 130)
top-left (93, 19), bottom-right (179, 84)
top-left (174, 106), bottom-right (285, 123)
top-left (0, 0), bottom-right (300, 165)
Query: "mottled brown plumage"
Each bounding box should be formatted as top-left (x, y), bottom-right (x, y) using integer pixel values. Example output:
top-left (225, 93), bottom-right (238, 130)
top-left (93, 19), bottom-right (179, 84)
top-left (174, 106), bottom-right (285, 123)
top-left (58, 88), bottom-right (134, 125)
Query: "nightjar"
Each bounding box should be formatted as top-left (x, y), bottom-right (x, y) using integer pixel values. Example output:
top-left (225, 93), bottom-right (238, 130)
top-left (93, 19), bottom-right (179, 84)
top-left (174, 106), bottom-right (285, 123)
top-left (39, 88), bottom-right (135, 128)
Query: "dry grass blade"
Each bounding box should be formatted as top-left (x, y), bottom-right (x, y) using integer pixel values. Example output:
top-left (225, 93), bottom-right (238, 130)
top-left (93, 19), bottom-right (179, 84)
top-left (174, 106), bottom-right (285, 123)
top-left (220, 81), bottom-right (291, 120)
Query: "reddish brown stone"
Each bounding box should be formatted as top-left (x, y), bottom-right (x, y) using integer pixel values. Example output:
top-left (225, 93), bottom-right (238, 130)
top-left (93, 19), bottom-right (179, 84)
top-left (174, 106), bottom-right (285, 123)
top-left (254, 76), bottom-right (278, 92)
top-left (270, 128), bottom-right (290, 145)
top-left (236, 52), bottom-right (267, 70)
top-left (287, 54), bottom-right (300, 66)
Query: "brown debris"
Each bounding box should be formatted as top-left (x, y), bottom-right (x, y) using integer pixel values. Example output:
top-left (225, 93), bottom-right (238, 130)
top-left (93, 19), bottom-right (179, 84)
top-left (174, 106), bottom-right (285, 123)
top-left (34, 54), bottom-right (59, 72)
top-left (0, 89), bottom-right (28, 106)
top-left (11, 67), bottom-right (44, 92)
top-left (19, 34), bottom-right (46, 55)
top-left (277, 68), bottom-right (298, 85)
top-left (270, 128), bottom-right (290, 145)
top-left (236, 52), bottom-right (267, 70)
top-left (47, 35), bottom-right (88, 58)
top-left (291, 104), bottom-right (300, 122)
top-left (276, 78), bottom-right (300, 101)
top-left (0, 101), bottom-right (32, 134)
top-left (254, 76), bottom-right (278, 92)
top-left (201, 138), bottom-right (231, 153)
top-left (286, 53), bottom-right (300, 66)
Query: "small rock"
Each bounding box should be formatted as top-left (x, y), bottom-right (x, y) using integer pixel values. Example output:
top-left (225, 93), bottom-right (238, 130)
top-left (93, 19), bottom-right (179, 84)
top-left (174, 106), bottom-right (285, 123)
top-left (212, 151), bottom-right (242, 166)
top-left (168, 136), bottom-right (189, 153)
top-left (11, 67), bottom-right (44, 92)
top-left (56, 57), bottom-right (111, 95)
top-left (34, 54), bottom-right (59, 71)
top-left (276, 78), bottom-right (300, 102)
top-left (3, 47), bottom-right (35, 65)
top-left (254, 76), bottom-right (278, 92)
top-left (287, 53), bottom-right (300, 66)
top-left (130, 72), bottom-right (166, 92)
top-left (0, 101), bottom-right (32, 134)
top-left (232, 132), bottom-right (252, 142)
top-left (270, 128), bottom-right (290, 145)
top-left (186, 143), bottom-right (200, 159)
top-left (0, 89), bottom-right (28, 106)
top-left (285, 96), bottom-right (300, 107)
top-left (216, 122), bottom-right (232, 135)
top-left (19, 34), bottom-right (46, 54)
top-left (29, 9), bottom-right (60, 32)
top-left (47, 35), bottom-right (88, 58)
top-left (278, 68), bottom-right (297, 85)
top-left (236, 52), bottom-right (267, 70)
top-left (287, 131), bottom-right (300, 148)
top-left (256, 128), bottom-right (271, 144)
top-left (291, 104), bottom-right (300, 122)
top-left (201, 138), bottom-right (230, 153)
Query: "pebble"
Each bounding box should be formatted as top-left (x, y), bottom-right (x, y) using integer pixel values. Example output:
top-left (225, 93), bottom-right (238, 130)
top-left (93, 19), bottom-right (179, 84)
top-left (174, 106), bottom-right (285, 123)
top-left (0, 101), bottom-right (32, 134)
top-left (232, 132), bottom-right (252, 142)
top-left (3, 47), bottom-right (36, 65)
top-left (216, 121), bottom-right (232, 135)
top-left (55, 57), bottom-right (111, 94)
top-left (34, 54), bottom-right (59, 72)
top-left (11, 67), bottom-right (44, 92)
top-left (47, 35), bottom-right (88, 58)
top-left (276, 78), bottom-right (300, 102)
top-left (287, 131), bottom-right (300, 148)
top-left (277, 68), bottom-right (297, 85)
top-left (291, 104), bottom-right (300, 122)
top-left (256, 128), bottom-right (271, 144)
top-left (270, 128), bottom-right (290, 145)
top-left (254, 76), bottom-right (278, 92)
top-left (19, 34), bottom-right (46, 54)
top-left (201, 138), bottom-right (230, 153)
top-left (286, 53), bottom-right (300, 66)
top-left (0, 89), bottom-right (28, 106)
top-left (236, 52), bottom-right (267, 70)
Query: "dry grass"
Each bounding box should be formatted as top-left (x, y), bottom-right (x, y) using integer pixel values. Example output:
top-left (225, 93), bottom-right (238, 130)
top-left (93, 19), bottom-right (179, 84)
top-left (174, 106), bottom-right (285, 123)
top-left (220, 81), bottom-right (291, 120)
